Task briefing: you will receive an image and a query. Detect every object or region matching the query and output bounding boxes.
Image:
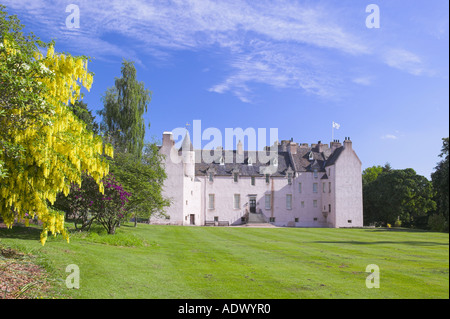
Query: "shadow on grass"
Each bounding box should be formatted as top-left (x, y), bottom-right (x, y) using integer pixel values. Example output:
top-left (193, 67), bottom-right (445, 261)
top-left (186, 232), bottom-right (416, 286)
top-left (364, 227), bottom-right (429, 233)
top-left (0, 224), bottom-right (41, 241)
top-left (313, 240), bottom-right (448, 246)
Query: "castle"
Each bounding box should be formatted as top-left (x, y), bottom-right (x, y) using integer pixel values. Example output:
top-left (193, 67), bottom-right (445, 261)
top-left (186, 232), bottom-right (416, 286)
top-left (151, 131), bottom-right (363, 228)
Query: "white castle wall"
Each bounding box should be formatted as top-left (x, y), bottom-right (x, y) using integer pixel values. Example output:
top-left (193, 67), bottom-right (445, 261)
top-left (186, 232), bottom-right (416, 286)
top-left (155, 132), bottom-right (363, 228)
top-left (334, 140), bottom-right (363, 227)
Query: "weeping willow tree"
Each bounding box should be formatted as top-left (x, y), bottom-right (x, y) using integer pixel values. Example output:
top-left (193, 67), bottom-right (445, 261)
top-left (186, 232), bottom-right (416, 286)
top-left (99, 60), bottom-right (151, 158)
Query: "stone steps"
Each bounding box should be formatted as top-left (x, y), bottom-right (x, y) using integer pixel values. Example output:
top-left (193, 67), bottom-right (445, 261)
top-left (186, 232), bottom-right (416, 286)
top-left (245, 213), bottom-right (275, 227)
top-left (244, 223), bottom-right (277, 228)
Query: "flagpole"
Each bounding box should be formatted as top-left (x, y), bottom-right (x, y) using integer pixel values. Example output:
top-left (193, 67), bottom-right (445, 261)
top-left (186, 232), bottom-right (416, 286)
top-left (332, 122), bottom-right (334, 142)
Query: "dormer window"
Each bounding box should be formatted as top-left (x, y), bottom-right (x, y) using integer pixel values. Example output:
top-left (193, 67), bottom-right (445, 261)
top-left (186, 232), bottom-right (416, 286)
top-left (309, 151), bottom-right (314, 161)
top-left (219, 156), bottom-right (224, 165)
top-left (286, 167), bottom-right (294, 185)
top-left (207, 168), bottom-right (215, 182)
top-left (287, 172), bottom-right (293, 185)
top-left (232, 168), bottom-right (240, 183)
top-left (248, 157), bottom-right (253, 166)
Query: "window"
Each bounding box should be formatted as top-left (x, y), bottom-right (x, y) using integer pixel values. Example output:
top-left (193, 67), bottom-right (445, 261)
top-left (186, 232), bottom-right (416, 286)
top-left (214, 216), bottom-right (219, 222)
top-left (313, 200), bottom-right (318, 208)
top-left (298, 182), bottom-right (302, 193)
top-left (309, 152), bottom-right (314, 160)
top-left (265, 174), bottom-right (270, 184)
top-left (329, 182), bottom-right (331, 193)
top-left (208, 194), bottom-right (215, 210)
top-left (234, 194), bottom-right (240, 209)
top-left (314, 218), bottom-right (318, 221)
top-left (287, 172), bottom-right (293, 185)
top-left (233, 172), bottom-right (239, 182)
top-left (329, 204), bottom-right (331, 213)
top-left (301, 201), bottom-right (305, 208)
top-left (294, 218), bottom-right (299, 223)
top-left (219, 156), bottom-right (224, 165)
top-left (209, 172), bottom-right (214, 182)
top-left (265, 194), bottom-right (271, 210)
top-left (248, 157), bottom-right (253, 166)
top-left (286, 194), bottom-right (292, 210)
top-left (323, 182), bottom-right (326, 193)
top-left (269, 217), bottom-right (275, 222)
top-left (313, 169), bottom-right (318, 178)
top-left (348, 220), bottom-right (352, 224)
top-left (313, 183), bottom-right (318, 193)
top-left (251, 176), bottom-right (255, 186)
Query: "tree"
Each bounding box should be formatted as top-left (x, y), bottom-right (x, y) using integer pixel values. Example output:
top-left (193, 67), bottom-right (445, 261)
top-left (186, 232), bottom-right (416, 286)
top-left (111, 143), bottom-right (170, 227)
top-left (0, 7), bottom-right (113, 245)
top-left (362, 165), bottom-right (383, 186)
top-left (363, 168), bottom-right (436, 227)
top-left (430, 137), bottom-right (449, 232)
top-left (98, 60), bottom-right (151, 158)
top-left (51, 100), bottom-right (101, 214)
top-left (68, 100), bottom-right (100, 135)
top-left (97, 60), bottom-right (168, 227)
top-left (68, 174), bottom-right (131, 234)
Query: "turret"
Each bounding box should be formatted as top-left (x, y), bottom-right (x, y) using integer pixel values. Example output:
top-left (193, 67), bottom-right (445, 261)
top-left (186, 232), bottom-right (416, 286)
top-left (181, 131), bottom-right (195, 178)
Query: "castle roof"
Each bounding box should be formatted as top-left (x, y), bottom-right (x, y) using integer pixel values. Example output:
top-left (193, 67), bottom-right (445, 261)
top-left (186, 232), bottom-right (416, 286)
top-left (193, 141), bottom-right (345, 177)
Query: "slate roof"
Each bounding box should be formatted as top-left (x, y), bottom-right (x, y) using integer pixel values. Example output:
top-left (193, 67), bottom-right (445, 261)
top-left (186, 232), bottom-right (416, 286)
top-left (176, 133), bottom-right (345, 176)
top-left (194, 150), bottom-right (291, 177)
top-left (191, 144), bottom-right (345, 177)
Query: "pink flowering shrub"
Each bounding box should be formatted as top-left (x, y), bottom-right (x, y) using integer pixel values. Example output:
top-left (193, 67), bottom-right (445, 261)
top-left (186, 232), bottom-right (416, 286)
top-left (69, 174), bottom-right (131, 234)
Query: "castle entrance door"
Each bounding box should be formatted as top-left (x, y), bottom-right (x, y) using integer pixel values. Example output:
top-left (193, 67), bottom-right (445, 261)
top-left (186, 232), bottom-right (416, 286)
top-left (249, 196), bottom-right (257, 213)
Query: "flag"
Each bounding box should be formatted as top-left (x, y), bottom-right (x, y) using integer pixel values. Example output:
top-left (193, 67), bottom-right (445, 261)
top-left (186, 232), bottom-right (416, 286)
top-left (332, 121), bottom-right (340, 129)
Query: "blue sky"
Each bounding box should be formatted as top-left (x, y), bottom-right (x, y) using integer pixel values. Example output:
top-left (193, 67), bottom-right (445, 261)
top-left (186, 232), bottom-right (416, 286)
top-left (2, 0), bottom-right (448, 178)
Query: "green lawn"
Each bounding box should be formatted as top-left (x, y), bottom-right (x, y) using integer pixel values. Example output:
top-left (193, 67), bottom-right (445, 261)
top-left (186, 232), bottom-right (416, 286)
top-left (0, 222), bottom-right (448, 299)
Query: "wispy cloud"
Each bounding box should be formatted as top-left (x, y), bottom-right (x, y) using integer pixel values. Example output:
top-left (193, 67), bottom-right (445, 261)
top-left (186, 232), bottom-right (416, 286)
top-left (2, 0), bottom-right (437, 102)
top-left (381, 134), bottom-right (399, 140)
top-left (352, 76), bottom-right (373, 86)
top-left (383, 49), bottom-right (426, 76)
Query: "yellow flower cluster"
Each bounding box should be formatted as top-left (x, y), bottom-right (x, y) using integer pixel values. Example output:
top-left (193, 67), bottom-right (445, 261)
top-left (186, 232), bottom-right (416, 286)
top-left (39, 209), bottom-right (69, 246)
top-left (39, 46), bottom-right (94, 107)
top-left (1, 38), bottom-right (18, 55)
top-left (0, 41), bottom-right (113, 245)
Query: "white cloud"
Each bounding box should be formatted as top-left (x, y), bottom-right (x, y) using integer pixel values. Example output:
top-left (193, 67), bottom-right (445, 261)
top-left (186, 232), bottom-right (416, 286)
top-left (208, 39), bottom-right (344, 102)
top-left (383, 49), bottom-right (426, 76)
top-left (352, 77), bottom-right (373, 86)
top-left (3, 0), bottom-right (432, 102)
top-left (381, 134), bottom-right (399, 140)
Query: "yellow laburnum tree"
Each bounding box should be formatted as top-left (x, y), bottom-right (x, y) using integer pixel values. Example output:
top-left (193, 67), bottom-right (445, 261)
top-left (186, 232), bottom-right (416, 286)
top-left (0, 7), bottom-right (113, 245)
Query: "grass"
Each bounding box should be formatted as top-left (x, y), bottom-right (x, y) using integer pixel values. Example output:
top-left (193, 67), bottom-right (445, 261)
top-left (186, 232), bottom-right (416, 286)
top-left (0, 222), bottom-right (448, 299)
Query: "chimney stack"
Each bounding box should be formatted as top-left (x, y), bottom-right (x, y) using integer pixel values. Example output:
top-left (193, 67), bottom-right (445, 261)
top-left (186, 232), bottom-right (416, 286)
top-left (289, 142), bottom-right (298, 155)
top-left (318, 141), bottom-right (324, 153)
top-left (344, 137), bottom-right (352, 150)
top-left (330, 139), bottom-right (341, 152)
top-left (162, 131), bottom-right (174, 147)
